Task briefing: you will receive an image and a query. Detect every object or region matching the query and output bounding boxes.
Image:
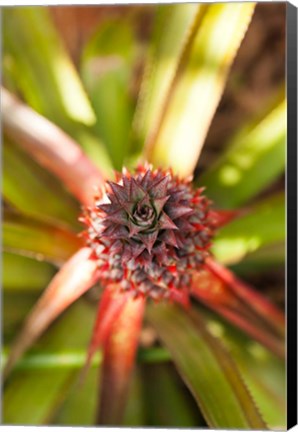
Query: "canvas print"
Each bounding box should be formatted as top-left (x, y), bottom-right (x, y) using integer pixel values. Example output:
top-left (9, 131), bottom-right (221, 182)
top-left (2, 3), bottom-right (287, 429)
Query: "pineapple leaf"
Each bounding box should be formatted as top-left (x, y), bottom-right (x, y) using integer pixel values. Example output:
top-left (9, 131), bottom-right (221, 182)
top-left (2, 89), bottom-right (105, 206)
top-left (133, 3), bottom-right (203, 152)
top-left (147, 302), bottom-right (267, 429)
top-left (2, 301), bottom-right (96, 425)
top-left (200, 98), bottom-right (286, 208)
top-left (81, 17), bottom-right (137, 169)
top-left (145, 3), bottom-right (255, 177)
top-left (3, 139), bottom-right (80, 230)
top-left (3, 210), bottom-right (82, 265)
top-left (3, 247), bottom-right (99, 378)
top-left (97, 293), bottom-right (145, 425)
top-left (231, 242), bottom-right (285, 274)
top-left (3, 253), bottom-right (55, 292)
top-left (212, 193), bottom-right (285, 265)
top-left (198, 306), bottom-right (286, 429)
top-left (140, 363), bottom-right (200, 427)
top-left (3, 7), bottom-right (95, 127)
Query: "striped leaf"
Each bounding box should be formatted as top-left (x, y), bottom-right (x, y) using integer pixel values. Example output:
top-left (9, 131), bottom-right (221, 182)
top-left (147, 303), bottom-right (267, 429)
top-left (146, 4), bottom-right (255, 176)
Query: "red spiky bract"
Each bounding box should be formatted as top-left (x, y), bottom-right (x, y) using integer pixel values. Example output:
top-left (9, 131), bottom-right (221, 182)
top-left (82, 164), bottom-right (215, 301)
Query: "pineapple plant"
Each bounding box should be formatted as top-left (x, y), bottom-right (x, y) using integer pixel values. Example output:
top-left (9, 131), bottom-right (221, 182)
top-left (2, 3), bottom-right (286, 428)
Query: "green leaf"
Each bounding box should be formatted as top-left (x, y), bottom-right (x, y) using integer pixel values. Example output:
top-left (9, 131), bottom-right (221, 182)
top-left (3, 252), bottom-right (55, 292)
top-left (200, 98), bottom-right (286, 208)
top-left (137, 346), bottom-right (171, 363)
top-left (133, 3), bottom-right (202, 151)
top-left (147, 303), bottom-right (267, 429)
top-left (1, 349), bottom-right (101, 372)
top-left (3, 300), bottom-right (96, 425)
top-left (2, 8), bottom-right (114, 175)
top-left (1, 346), bottom-right (173, 372)
top-left (212, 193), bottom-right (285, 265)
top-left (3, 211), bottom-right (82, 265)
top-left (123, 368), bottom-right (146, 426)
top-left (81, 18), bottom-right (137, 169)
top-left (141, 363), bottom-right (200, 427)
top-left (74, 129), bottom-right (114, 179)
top-left (3, 292), bottom-right (41, 343)
top-left (231, 242), bottom-right (285, 274)
top-left (54, 365), bottom-right (146, 426)
top-left (3, 7), bottom-right (95, 127)
top-left (146, 3), bottom-right (255, 176)
top-left (3, 139), bottom-right (80, 230)
top-left (3, 247), bottom-right (99, 379)
top-left (53, 367), bottom-right (98, 426)
top-left (200, 307), bottom-right (286, 429)
top-left (3, 369), bottom-right (77, 426)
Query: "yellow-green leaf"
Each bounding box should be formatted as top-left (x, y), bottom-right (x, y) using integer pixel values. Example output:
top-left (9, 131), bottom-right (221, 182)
top-left (231, 242), bottom-right (285, 274)
top-left (53, 367), bottom-right (98, 426)
top-left (200, 98), bottom-right (286, 207)
top-left (3, 7), bottom-right (95, 126)
top-left (212, 193), bottom-right (285, 265)
top-left (133, 3), bottom-right (202, 151)
top-left (81, 18), bottom-right (137, 169)
top-left (148, 3), bottom-right (255, 176)
top-left (3, 253), bottom-right (55, 292)
top-left (3, 139), bottom-right (80, 230)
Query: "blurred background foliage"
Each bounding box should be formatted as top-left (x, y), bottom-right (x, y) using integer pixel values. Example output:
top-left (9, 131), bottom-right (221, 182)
top-left (2, 3), bottom-right (286, 428)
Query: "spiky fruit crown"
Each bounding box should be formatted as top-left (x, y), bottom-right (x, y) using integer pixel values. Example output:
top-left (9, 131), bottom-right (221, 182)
top-left (82, 164), bottom-right (215, 301)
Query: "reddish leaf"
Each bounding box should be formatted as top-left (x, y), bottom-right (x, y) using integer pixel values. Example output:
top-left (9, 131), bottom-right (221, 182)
top-left (97, 293), bottom-right (146, 425)
top-left (2, 88), bottom-right (105, 206)
top-left (4, 247), bottom-right (100, 378)
top-left (205, 257), bottom-right (285, 333)
top-left (209, 209), bottom-right (245, 229)
top-left (84, 286), bottom-right (128, 373)
top-left (191, 265), bottom-right (285, 358)
top-left (169, 288), bottom-right (190, 309)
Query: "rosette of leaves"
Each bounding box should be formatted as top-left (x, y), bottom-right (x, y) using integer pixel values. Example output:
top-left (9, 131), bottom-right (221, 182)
top-left (2, 4), bottom-right (286, 429)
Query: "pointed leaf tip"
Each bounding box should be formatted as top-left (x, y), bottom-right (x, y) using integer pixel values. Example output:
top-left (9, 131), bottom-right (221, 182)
top-left (149, 175), bottom-right (169, 199)
top-left (159, 212), bottom-right (178, 230)
top-left (107, 181), bottom-right (128, 203)
top-left (153, 196), bottom-right (170, 216)
top-left (130, 178), bottom-right (146, 202)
